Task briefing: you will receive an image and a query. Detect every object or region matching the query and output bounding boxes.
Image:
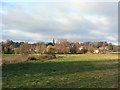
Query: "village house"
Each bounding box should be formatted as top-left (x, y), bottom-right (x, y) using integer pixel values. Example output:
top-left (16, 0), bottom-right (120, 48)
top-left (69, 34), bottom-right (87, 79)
top-left (105, 46), bottom-right (109, 51)
top-left (99, 47), bottom-right (105, 50)
top-left (99, 47), bottom-right (105, 52)
top-left (46, 38), bottom-right (55, 52)
top-left (84, 45), bottom-right (87, 49)
top-left (79, 46), bottom-right (84, 50)
top-left (46, 44), bottom-right (54, 52)
top-left (29, 44), bottom-right (36, 53)
top-left (93, 49), bottom-right (99, 53)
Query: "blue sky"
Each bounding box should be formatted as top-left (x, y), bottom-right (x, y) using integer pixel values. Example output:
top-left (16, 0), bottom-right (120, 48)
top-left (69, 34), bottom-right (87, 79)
top-left (0, 1), bottom-right (118, 44)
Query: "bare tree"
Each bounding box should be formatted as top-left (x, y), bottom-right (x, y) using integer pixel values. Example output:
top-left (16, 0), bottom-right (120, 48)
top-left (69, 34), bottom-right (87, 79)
top-left (36, 42), bottom-right (46, 55)
top-left (55, 39), bottom-right (70, 54)
top-left (20, 42), bottom-right (30, 57)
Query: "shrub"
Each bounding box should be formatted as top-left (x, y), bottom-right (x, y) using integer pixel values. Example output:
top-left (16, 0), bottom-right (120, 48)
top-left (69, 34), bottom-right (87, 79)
top-left (46, 48), bottom-right (56, 58)
top-left (27, 56), bottom-right (37, 60)
top-left (37, 54), bottom-right (56, 60)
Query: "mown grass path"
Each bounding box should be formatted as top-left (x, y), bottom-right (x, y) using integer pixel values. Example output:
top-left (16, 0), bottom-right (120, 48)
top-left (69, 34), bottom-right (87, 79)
top-left (2, 54), bottom-right (118, 88)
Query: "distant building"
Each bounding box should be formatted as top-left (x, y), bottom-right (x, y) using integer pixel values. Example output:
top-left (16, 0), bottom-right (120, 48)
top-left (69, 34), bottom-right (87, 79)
top-left (79, 46), bottom-right (84, 50)
top-left (105, 46), bottom-right (109, 51)
top-left (46, 38), bottom-right (55, 52)
top-left (53, 38), bottom-right (55, 46)
top-left (46, 38), bottom-right (55, 46)
top-left (99, 47), bottom-right (104, 50)
top-left (84, 45), bottom-right (87, 49)
top-left (46, 45), bottom-right (54, 52)
top-left (93, 49), bottom-right (99, 53)
top-left (29, 44), bottom-right (37, 54)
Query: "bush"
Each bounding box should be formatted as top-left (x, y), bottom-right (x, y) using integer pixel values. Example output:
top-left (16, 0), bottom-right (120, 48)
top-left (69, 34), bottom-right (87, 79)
top-left (46, 47), bottom-right (56, 59)
top-left (27, 56), bottom-right (37, 60)
top-left (40, 55), bottom-right (56, 60)
top-left (39, 54), bottom-right (56, 60)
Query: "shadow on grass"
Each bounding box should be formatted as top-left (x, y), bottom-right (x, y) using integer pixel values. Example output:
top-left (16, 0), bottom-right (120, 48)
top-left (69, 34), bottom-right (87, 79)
top-left (2, 59), bottom-right (118, 78)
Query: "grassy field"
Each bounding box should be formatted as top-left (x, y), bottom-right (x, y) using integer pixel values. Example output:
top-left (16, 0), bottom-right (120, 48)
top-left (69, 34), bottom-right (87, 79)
top-left (2, 54), bottom-right (118, 88)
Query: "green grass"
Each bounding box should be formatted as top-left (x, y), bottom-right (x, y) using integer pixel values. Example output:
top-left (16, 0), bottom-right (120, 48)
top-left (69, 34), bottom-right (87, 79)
top-left (2, 54), bottom-right (118, 88)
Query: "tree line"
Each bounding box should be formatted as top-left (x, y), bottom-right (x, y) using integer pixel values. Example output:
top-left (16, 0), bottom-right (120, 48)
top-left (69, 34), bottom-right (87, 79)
top-left (0, 39), bottom-right (120, 54)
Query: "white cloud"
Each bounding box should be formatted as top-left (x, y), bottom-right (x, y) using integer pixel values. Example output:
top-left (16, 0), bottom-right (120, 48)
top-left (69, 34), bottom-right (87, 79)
top-left (1, 2), bottom-right (118, 43)
top-left (2, 29), bottom-right (51, 41)
top-left (106, 36), bottom-right (118, 41)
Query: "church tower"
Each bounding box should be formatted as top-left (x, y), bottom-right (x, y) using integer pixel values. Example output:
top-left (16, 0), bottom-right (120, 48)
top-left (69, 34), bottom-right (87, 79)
top-left (53, 38), bottom-right (55, 45)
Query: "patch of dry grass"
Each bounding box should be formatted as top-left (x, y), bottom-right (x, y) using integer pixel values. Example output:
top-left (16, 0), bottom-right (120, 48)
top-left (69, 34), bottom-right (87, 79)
top-left (2, 56), bottom-right (28, 65)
